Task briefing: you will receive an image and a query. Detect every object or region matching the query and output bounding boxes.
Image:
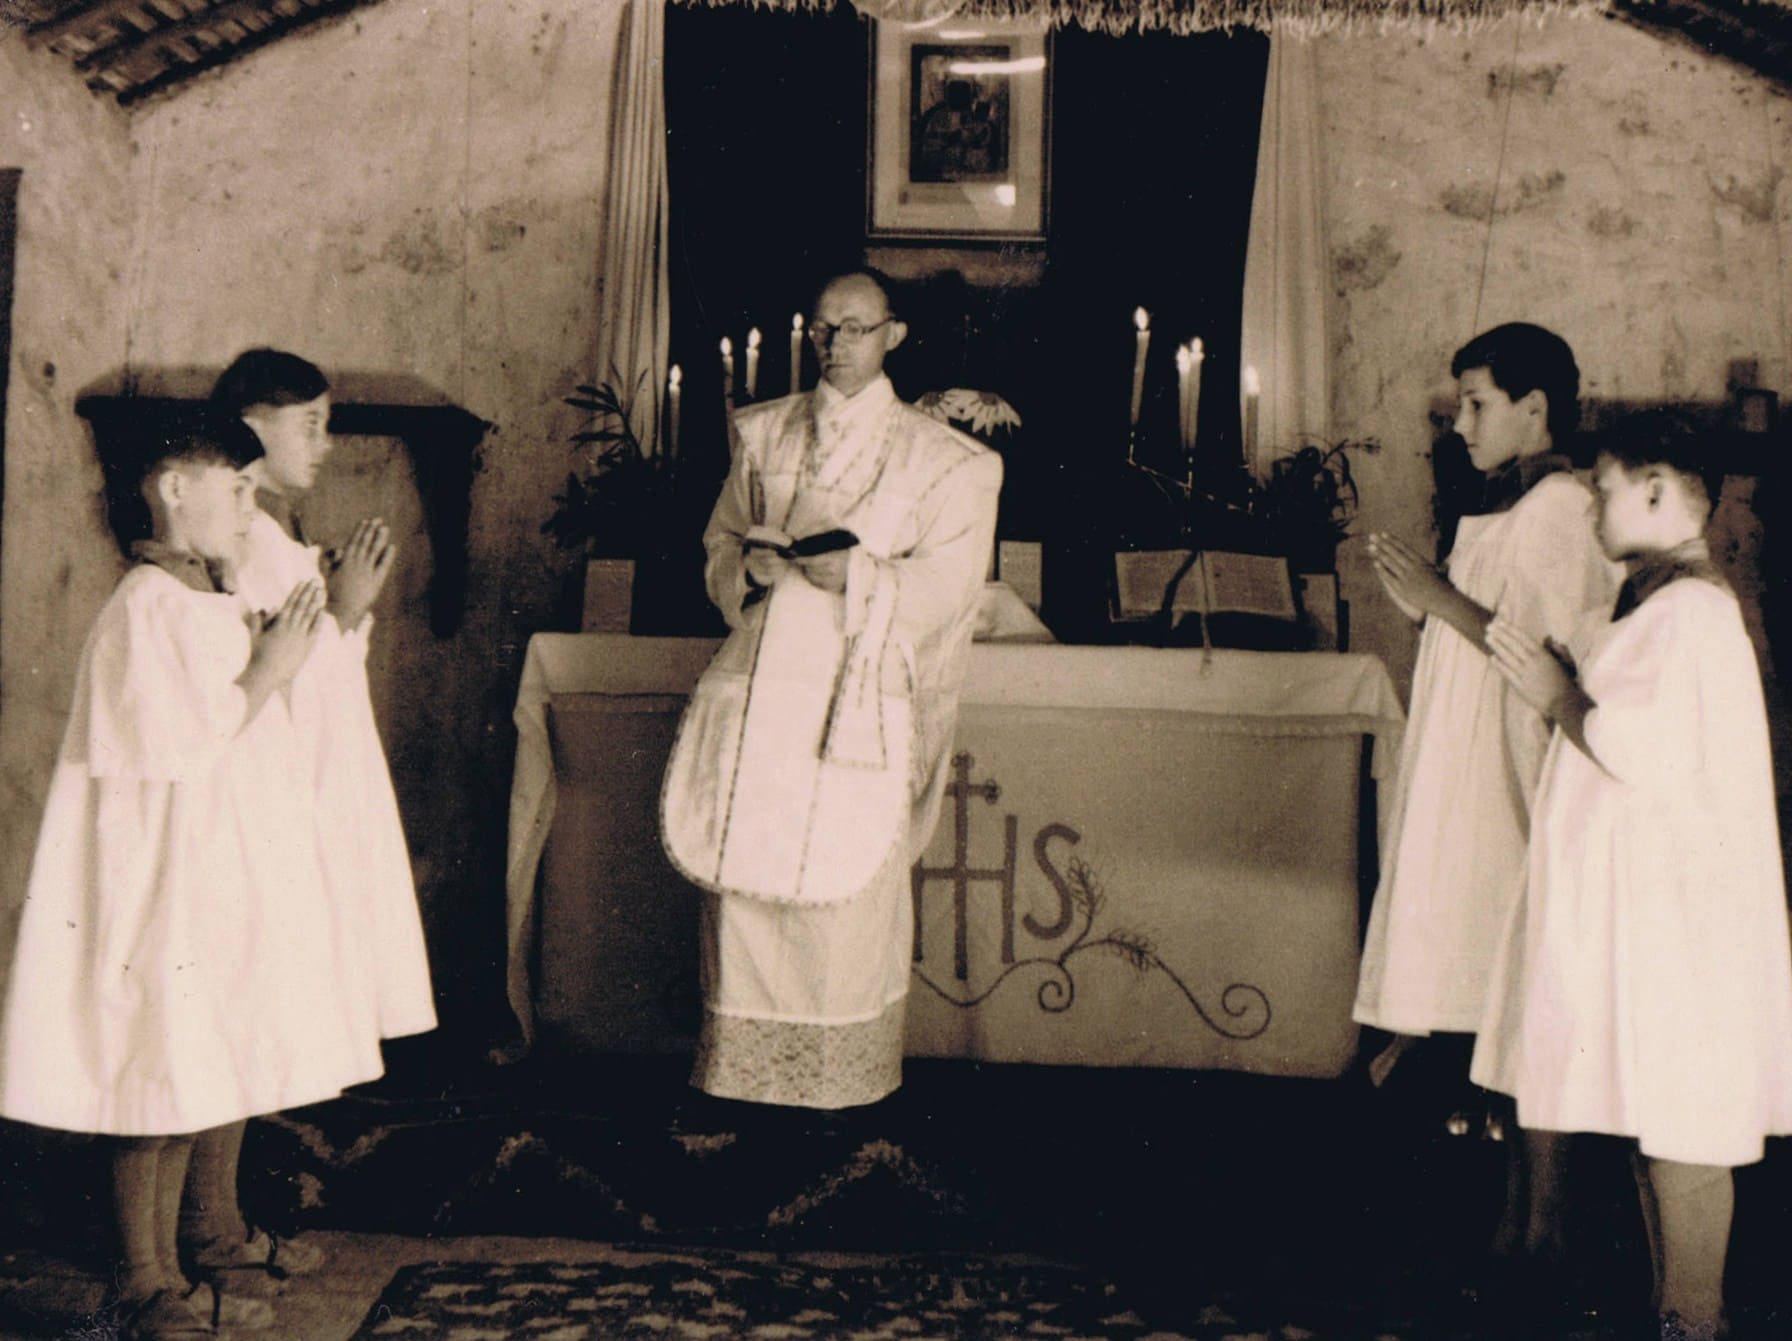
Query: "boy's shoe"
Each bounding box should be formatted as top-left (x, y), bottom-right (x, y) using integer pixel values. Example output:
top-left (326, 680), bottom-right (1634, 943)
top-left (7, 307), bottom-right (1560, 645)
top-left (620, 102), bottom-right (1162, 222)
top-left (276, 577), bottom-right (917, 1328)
top-left (193, 1225), bottom-right (326, 1277)
top-left (117, 1288), bottom-right (211, 1340)
top-left (183, 1276), bottom-right (277, 1329)
top-left (1659, 1309), bottom-right (1729, 1341)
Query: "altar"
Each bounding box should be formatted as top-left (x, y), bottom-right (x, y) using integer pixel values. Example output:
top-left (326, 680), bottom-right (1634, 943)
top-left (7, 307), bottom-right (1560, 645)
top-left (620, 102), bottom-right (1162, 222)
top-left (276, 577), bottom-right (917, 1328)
top-left (504, 630), bottom-right (1403, 1079)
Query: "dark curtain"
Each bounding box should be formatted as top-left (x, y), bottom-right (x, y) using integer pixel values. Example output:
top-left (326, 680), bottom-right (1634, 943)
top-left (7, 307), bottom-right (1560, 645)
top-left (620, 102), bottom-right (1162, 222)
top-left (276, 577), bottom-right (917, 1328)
top-left (662, 9), bottom-right (1268, 639)
top-left (1034, 26), bottom-right (1268, 634)
top-left (665, 2), bottom-right (871, 493)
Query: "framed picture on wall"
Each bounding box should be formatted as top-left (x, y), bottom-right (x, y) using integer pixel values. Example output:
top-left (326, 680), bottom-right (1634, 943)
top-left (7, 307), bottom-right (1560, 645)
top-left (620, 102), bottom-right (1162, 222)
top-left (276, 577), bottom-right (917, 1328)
top-left (867, 17), bottom-right (1051, 241)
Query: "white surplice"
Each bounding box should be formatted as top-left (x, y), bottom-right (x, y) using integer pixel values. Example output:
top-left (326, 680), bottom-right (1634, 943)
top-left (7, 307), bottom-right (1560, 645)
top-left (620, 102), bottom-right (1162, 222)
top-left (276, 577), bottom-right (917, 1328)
top-left (236, 509), bottom-right (436, 1049)
top-left (1354, 473), bottom-right (1621, 1034)
top-left (0, 562), bottom-right (373, 1135)
top-left (664, 375), bottom-right (1001, 1108)
top-left (1472, 576), bottom-right (1792, 1165)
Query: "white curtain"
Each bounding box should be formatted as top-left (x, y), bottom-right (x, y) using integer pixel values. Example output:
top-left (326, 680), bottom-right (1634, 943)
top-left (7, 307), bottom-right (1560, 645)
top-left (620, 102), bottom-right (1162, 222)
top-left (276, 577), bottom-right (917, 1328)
top-left (1240, 31), bottom-right (1330, 477)
top-left (595, 0), bottom-right (671, 455)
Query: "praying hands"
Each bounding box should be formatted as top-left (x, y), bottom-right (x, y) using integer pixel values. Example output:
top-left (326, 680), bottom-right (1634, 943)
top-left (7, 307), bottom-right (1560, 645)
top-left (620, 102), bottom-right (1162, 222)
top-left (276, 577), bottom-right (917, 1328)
top-left (325, 517), bottom-right (396, 631)
top-left (1366, 531), bottom-right (1450, 623)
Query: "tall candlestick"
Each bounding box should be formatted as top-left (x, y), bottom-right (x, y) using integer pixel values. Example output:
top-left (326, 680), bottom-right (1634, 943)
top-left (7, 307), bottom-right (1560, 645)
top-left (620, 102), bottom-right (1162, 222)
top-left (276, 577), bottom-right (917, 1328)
top-left (1242, 364), bottom-right (1261, 469)
top-left (666, 363), bottom-right (682, 458)
top-left (720, 335), bottom-right (734, 405)
top-left (1129, 307), bottom-right (1151, 429)
top-left (1175, 345), bottom-right (1193, 454)
top-left (745, 327), bottom-right (761, 401)
top-left (1188, 337), bottom-right (1204, 456)
top-left (790, 313), bottom-right (804, 396)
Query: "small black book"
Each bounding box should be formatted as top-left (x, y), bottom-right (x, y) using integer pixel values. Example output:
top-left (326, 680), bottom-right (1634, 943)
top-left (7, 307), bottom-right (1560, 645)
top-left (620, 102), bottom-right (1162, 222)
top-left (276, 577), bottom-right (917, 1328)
top-left (742, 527), bottom-right (860, 561)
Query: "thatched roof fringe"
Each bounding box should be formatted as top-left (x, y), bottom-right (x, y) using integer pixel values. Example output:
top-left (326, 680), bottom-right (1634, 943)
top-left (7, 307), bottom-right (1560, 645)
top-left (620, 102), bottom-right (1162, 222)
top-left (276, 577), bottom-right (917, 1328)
top-left (666, 0), bottom-right (1599, 36)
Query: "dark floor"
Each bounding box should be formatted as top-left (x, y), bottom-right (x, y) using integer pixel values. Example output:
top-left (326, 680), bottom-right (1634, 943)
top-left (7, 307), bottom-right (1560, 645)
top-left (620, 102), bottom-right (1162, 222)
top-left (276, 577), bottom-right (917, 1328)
top-left (2, 1030), bottom-right (1790, 1339)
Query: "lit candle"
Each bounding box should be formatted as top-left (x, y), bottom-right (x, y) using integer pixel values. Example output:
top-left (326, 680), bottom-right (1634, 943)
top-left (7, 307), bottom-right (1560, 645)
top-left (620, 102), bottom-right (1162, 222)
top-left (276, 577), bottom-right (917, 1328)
top-left (720, 335), bottom-right (734, 404)
top-left (745, 327), bottom-right (761, 401)
top-left (666, 363), bottom-right (682, 458)
top-left (1129, 307), bottom-right (1151, 429)
top-left (1188, 337), bottom-right (1205, 455)
top-left (790, 313), bottom-right (804, 396)
top-left (1242, 364), bottom-right (1261, 469)
top-left (1175, 345), bottom-right (1193, 453)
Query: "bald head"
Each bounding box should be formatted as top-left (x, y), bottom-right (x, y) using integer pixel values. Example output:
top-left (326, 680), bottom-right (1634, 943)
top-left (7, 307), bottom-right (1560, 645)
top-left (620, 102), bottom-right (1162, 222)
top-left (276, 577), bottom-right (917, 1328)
top-left (809, 271), bottom-right (907, 397)
top-left (814, 271), bottom-right (891, 315)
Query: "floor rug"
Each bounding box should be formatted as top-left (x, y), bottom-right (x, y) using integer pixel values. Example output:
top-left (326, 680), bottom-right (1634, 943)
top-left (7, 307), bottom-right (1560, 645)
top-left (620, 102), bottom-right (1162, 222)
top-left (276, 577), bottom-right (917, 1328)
top-left (349, 1253), bottom-right (1351, 1340)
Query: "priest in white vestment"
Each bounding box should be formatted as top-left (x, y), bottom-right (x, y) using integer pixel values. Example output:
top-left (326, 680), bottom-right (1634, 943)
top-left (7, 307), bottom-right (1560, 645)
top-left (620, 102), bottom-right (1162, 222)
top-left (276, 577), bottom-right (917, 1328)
top-left (662, 270), bottom-right (1001, 1109)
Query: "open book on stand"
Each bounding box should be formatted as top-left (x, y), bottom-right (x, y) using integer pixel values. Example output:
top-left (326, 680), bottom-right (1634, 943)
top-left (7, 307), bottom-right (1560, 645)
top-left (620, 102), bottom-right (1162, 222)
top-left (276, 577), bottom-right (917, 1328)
top-left (1112, 549), bottom-right (1298, 622)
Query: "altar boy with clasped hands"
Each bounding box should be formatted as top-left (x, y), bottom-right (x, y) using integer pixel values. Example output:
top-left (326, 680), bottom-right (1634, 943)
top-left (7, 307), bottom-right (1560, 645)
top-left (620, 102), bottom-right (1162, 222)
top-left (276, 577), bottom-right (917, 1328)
top-left (662, 269), bottom-right (1002, 1112)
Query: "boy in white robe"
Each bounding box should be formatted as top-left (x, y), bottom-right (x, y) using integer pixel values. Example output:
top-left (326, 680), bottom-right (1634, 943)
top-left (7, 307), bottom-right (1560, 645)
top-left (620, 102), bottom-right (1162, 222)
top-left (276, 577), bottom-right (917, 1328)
top-left (0, 412), bottom-right (355, 1338)
top-left (1353, 323), bottom-right (1620, 1269)
top-left (188, 349), bottom-right (436, 1281)
top-left (663, 270), bottom-right (1000, 1110)
top-left (1475, 410), bottom-right (1792, 1341)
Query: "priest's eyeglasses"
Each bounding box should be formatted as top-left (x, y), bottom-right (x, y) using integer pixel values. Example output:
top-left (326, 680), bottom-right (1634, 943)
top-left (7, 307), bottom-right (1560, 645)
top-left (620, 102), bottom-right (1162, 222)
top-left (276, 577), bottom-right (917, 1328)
top-left (808, 317), bottom-right (893, 346)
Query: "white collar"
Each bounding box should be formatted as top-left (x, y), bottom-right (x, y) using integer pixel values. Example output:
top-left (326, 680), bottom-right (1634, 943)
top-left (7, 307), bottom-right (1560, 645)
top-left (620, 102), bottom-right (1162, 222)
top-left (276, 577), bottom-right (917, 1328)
top-left (814, 374), bottom-right (896, 418)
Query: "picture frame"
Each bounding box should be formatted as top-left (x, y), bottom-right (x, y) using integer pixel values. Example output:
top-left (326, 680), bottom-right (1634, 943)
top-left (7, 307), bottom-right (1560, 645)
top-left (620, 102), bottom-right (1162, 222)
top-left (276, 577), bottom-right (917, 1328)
top-left (867, 17), bottom-right (1051, 242)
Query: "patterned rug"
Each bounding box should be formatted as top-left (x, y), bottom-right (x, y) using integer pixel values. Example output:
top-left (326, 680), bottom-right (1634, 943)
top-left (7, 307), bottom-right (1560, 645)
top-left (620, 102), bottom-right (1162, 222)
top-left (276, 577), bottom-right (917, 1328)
top-left (350, 1253), bottom-right (1353, 1340)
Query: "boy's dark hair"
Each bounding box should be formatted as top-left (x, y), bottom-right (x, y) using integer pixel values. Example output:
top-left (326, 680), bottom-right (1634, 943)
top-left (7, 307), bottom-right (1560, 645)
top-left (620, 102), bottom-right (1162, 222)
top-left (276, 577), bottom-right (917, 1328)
top-left (103, 408), bottom-right (263, 555)
top-left (137, 406), bottom-right (265, 489)
top-left (1598, 408), bottom-right (1725, 515)
top-left (1451, 322), bottom-right (1580, 448)
top-left (210, 348), bottom-right (330, 417)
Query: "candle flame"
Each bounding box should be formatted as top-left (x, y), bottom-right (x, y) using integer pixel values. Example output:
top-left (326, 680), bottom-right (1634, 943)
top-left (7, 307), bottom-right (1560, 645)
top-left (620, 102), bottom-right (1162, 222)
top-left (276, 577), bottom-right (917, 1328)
top-left (720, 336), bottom-right (733, 356)
top-left (1191, 337), bottom-right (1205, 361)
top-left (1243, 365), bottom-right (1261, 395)
top-left (1133, 307), bottom-right (1149, 332)
top-left (792, 313), bottom-right (804, 332)
top-left (668, 364), bottom-right (682, 389)
top-left (1176, 347), bottom-right (1192, 373)
top-left (747, 328), bottom-right (762, 349)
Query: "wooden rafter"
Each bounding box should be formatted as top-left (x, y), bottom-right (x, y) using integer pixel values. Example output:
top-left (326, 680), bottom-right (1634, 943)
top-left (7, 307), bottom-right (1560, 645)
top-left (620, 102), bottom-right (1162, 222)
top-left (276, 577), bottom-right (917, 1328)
top-left (110, 0), bottom-right (382, 103)
top-left (25, 0), bottom-right (149, 47)
top-left (74, 0), bottom-right (288, 71)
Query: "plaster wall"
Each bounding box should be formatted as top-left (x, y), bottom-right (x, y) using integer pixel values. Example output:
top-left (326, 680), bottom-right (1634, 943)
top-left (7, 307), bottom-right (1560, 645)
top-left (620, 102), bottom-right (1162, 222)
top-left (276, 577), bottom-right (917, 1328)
top-left (0, 44), bottom-right (135, 919)
top-left (1317, 13), bottom-right (1792, 692)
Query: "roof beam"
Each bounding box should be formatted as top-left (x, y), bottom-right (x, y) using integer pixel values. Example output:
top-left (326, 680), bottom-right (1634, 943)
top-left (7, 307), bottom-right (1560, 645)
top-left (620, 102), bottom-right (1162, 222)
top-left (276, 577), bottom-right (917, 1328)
top-left (74, 0), bottom-right (278, 72)
top-left (25, 0), bottom-right (151, 48)
top-left (114, 0), bottom-right (379, 104)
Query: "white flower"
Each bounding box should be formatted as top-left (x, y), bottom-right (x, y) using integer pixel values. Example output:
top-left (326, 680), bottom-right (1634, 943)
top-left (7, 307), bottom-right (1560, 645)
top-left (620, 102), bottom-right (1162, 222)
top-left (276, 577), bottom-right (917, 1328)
top-left (916, 387), bottom-right (1021, 435)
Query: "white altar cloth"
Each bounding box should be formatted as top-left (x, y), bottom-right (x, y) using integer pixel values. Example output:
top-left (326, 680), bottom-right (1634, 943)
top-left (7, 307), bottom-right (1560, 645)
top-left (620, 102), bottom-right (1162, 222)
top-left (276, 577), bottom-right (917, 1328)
top-left (503, 622), bottom-right (1402, 1077)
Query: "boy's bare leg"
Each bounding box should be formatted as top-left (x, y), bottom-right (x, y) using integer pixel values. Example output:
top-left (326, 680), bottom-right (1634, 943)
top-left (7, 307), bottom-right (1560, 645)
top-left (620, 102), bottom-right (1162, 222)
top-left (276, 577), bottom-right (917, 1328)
top-left (1646, 1157), bottom-right (1732, 1339)
top-left (180, 1119), bottom-right (249, 1249)
top-left (1368, 1032), bottom-right (1421, 1088)
top-left (185, 1117), bottom-right (325, 1278)
top-left (110, 1136), bottom-right (173, 1305)
top-left (153, 1135), bottom-right (196, 1289)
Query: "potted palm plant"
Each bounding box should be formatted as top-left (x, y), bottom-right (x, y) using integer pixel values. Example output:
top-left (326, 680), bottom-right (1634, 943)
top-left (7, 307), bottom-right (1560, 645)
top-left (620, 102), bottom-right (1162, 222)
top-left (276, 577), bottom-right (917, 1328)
top-left (1251, 438), bottom-right (1378, 574)
top-left (542, 375), bottom-right (674, 632)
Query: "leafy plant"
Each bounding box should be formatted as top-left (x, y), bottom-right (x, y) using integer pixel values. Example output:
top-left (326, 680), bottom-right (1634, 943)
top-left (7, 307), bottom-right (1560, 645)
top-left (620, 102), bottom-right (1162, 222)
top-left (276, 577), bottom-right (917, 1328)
top-left (541, 374), bottom-right (674, 559)
top-left (915, 388), bottom-right (1022, 439)
top-left (1251, 438), bottom-right (1379, 569)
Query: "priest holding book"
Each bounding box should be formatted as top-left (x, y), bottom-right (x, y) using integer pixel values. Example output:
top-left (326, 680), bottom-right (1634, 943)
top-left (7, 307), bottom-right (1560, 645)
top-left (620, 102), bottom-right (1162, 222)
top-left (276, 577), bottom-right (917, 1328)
top-left (662, 268), bottom-right (1002, 1111)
